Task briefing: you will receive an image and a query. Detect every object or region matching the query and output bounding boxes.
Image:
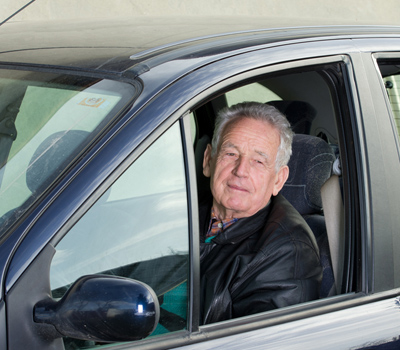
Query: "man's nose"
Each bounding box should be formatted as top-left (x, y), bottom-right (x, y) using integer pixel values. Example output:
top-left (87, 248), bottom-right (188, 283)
top-left (233, 157), bottom-right (249, 177)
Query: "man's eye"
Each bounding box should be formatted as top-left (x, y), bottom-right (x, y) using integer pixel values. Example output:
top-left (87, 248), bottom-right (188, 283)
top-left (226, 152), bottom-right (236, 157)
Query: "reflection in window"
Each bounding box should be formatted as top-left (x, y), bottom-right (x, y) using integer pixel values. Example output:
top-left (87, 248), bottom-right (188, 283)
top-left (0, 70), bottom-right (136, 238)
top-left (50, 122), bottom-right (189, 347)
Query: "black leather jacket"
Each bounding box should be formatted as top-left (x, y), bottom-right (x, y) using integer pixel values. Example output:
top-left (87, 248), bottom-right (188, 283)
top-left (199, 193), bottom-right (322, 324)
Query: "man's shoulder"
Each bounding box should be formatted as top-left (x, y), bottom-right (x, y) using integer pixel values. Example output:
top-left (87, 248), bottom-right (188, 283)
top-left (265, 193), bottom-right (317, 244)
top-left (269, 193), bottom-right (308, 226)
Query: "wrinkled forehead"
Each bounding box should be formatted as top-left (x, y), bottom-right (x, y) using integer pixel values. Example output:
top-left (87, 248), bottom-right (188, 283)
top-left (218, 117), bottom-right (280, 153)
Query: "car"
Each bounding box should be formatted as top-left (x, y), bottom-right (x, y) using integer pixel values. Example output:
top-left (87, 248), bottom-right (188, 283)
top-left (1, 17), bottom-right (400, 350)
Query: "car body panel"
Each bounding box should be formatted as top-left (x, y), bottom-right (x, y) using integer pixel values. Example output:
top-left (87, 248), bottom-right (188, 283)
top-left (1, 20), bottom-right (400, 71)
top-left (0, 300), bottom-right (6, 350)
top-left (175, 296), bottom-right (400, 350)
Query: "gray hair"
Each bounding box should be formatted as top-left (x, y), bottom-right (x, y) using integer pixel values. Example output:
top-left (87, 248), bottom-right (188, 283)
top-left (211, 102), bottom-right (294, 171)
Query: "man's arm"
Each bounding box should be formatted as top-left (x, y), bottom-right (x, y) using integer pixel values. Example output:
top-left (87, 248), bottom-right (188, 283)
top-left (230, 235), bottom-right (322, 319)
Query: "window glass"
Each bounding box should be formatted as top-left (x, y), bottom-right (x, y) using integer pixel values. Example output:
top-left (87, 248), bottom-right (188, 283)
top-left (382, 72), bottom-right (400, 137)
top-left (0, 70), bottom-right (137, 238)
top-left (50, 122), bottom-right (189, 347)
top-left (225, 82), bottom-right (281, 106)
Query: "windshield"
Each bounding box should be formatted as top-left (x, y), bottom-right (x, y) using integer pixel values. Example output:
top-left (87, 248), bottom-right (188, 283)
top-left (0, 69), bottom-right (137, 238)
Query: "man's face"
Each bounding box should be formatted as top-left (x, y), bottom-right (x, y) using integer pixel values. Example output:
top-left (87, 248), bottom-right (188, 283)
top-left (203, 117), bottom-right (289, 219)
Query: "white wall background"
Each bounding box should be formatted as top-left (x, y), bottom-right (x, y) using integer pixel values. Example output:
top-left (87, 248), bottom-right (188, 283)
top-left (1, 0), bottom-right (399, 25)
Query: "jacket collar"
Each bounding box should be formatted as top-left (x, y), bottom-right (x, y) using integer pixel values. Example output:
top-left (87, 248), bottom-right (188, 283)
top-left (199, 194), bottom-right (272, 245)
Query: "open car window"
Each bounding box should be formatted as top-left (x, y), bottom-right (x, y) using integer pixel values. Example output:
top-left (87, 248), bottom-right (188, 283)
top-left (194, 61), bottom-right (355, 306)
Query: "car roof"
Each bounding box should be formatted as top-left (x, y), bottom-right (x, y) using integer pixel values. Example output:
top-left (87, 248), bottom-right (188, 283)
top-left (1, 18), bottom-right (400, 75)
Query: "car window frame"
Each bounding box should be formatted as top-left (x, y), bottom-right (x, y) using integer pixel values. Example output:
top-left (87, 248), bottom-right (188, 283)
top-left (135, 52), bottom-right (366, 348)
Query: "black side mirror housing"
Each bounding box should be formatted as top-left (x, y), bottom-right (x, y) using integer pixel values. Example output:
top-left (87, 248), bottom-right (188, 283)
top-left (34, 275), bottom-right (159, 342)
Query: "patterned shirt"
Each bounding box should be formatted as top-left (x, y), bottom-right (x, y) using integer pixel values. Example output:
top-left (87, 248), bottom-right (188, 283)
top-left (205, 208), bottom-right (238, 243)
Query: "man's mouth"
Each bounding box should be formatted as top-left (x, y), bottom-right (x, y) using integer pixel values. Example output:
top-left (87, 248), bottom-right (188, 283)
top-left (228, 184), bottom-right (249, 192)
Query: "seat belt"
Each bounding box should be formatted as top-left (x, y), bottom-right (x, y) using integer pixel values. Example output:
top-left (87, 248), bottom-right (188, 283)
top-left (320, 174), bottom-right (345, 294)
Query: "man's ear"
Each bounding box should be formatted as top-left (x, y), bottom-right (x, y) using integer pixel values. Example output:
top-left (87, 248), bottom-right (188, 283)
top-left (202, 144), bottom-right (213, 178)
top-left (272, 165), bottom-right (289, 196)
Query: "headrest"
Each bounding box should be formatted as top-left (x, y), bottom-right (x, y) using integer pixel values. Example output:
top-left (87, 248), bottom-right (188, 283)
top-left (195, 134), bottom-right (211, 203)
top-left (280, 134), bottom-right (335, 215)
top-left (267, 100), bottom-right (316, 134)
top-left (26, 130), bottom-right (89, 195)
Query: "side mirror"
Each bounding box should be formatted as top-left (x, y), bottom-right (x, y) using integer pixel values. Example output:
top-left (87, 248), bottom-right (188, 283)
top-left (34, 275), bottom-right (159, 342)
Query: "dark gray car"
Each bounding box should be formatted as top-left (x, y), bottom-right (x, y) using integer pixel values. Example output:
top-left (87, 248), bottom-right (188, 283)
top-left (1, 19), bottom-right (400, 349)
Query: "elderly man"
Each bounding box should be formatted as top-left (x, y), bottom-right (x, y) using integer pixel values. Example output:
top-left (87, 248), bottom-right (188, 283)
top-left (200, 102), bottom-right (322, 324)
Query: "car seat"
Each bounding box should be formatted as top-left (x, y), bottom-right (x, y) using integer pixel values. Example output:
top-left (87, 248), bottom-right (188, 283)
top-left (267, 100), bottom-right (316, 134)
top-left (195, 134), bottom-right (211, 203)
top-left (280, 134), bottom-right (337, 297)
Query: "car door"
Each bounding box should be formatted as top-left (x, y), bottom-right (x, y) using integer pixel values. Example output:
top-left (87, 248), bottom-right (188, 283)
top-left (137, 37), bottom-right (400, 349)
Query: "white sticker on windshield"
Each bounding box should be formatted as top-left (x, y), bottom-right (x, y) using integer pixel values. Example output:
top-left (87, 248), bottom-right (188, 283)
top-left (78, 97), bottom-right (108, 108)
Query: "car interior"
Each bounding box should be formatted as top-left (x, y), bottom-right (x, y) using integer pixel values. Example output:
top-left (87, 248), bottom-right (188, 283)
top-left (192, 63), bottom-right (352, 299)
